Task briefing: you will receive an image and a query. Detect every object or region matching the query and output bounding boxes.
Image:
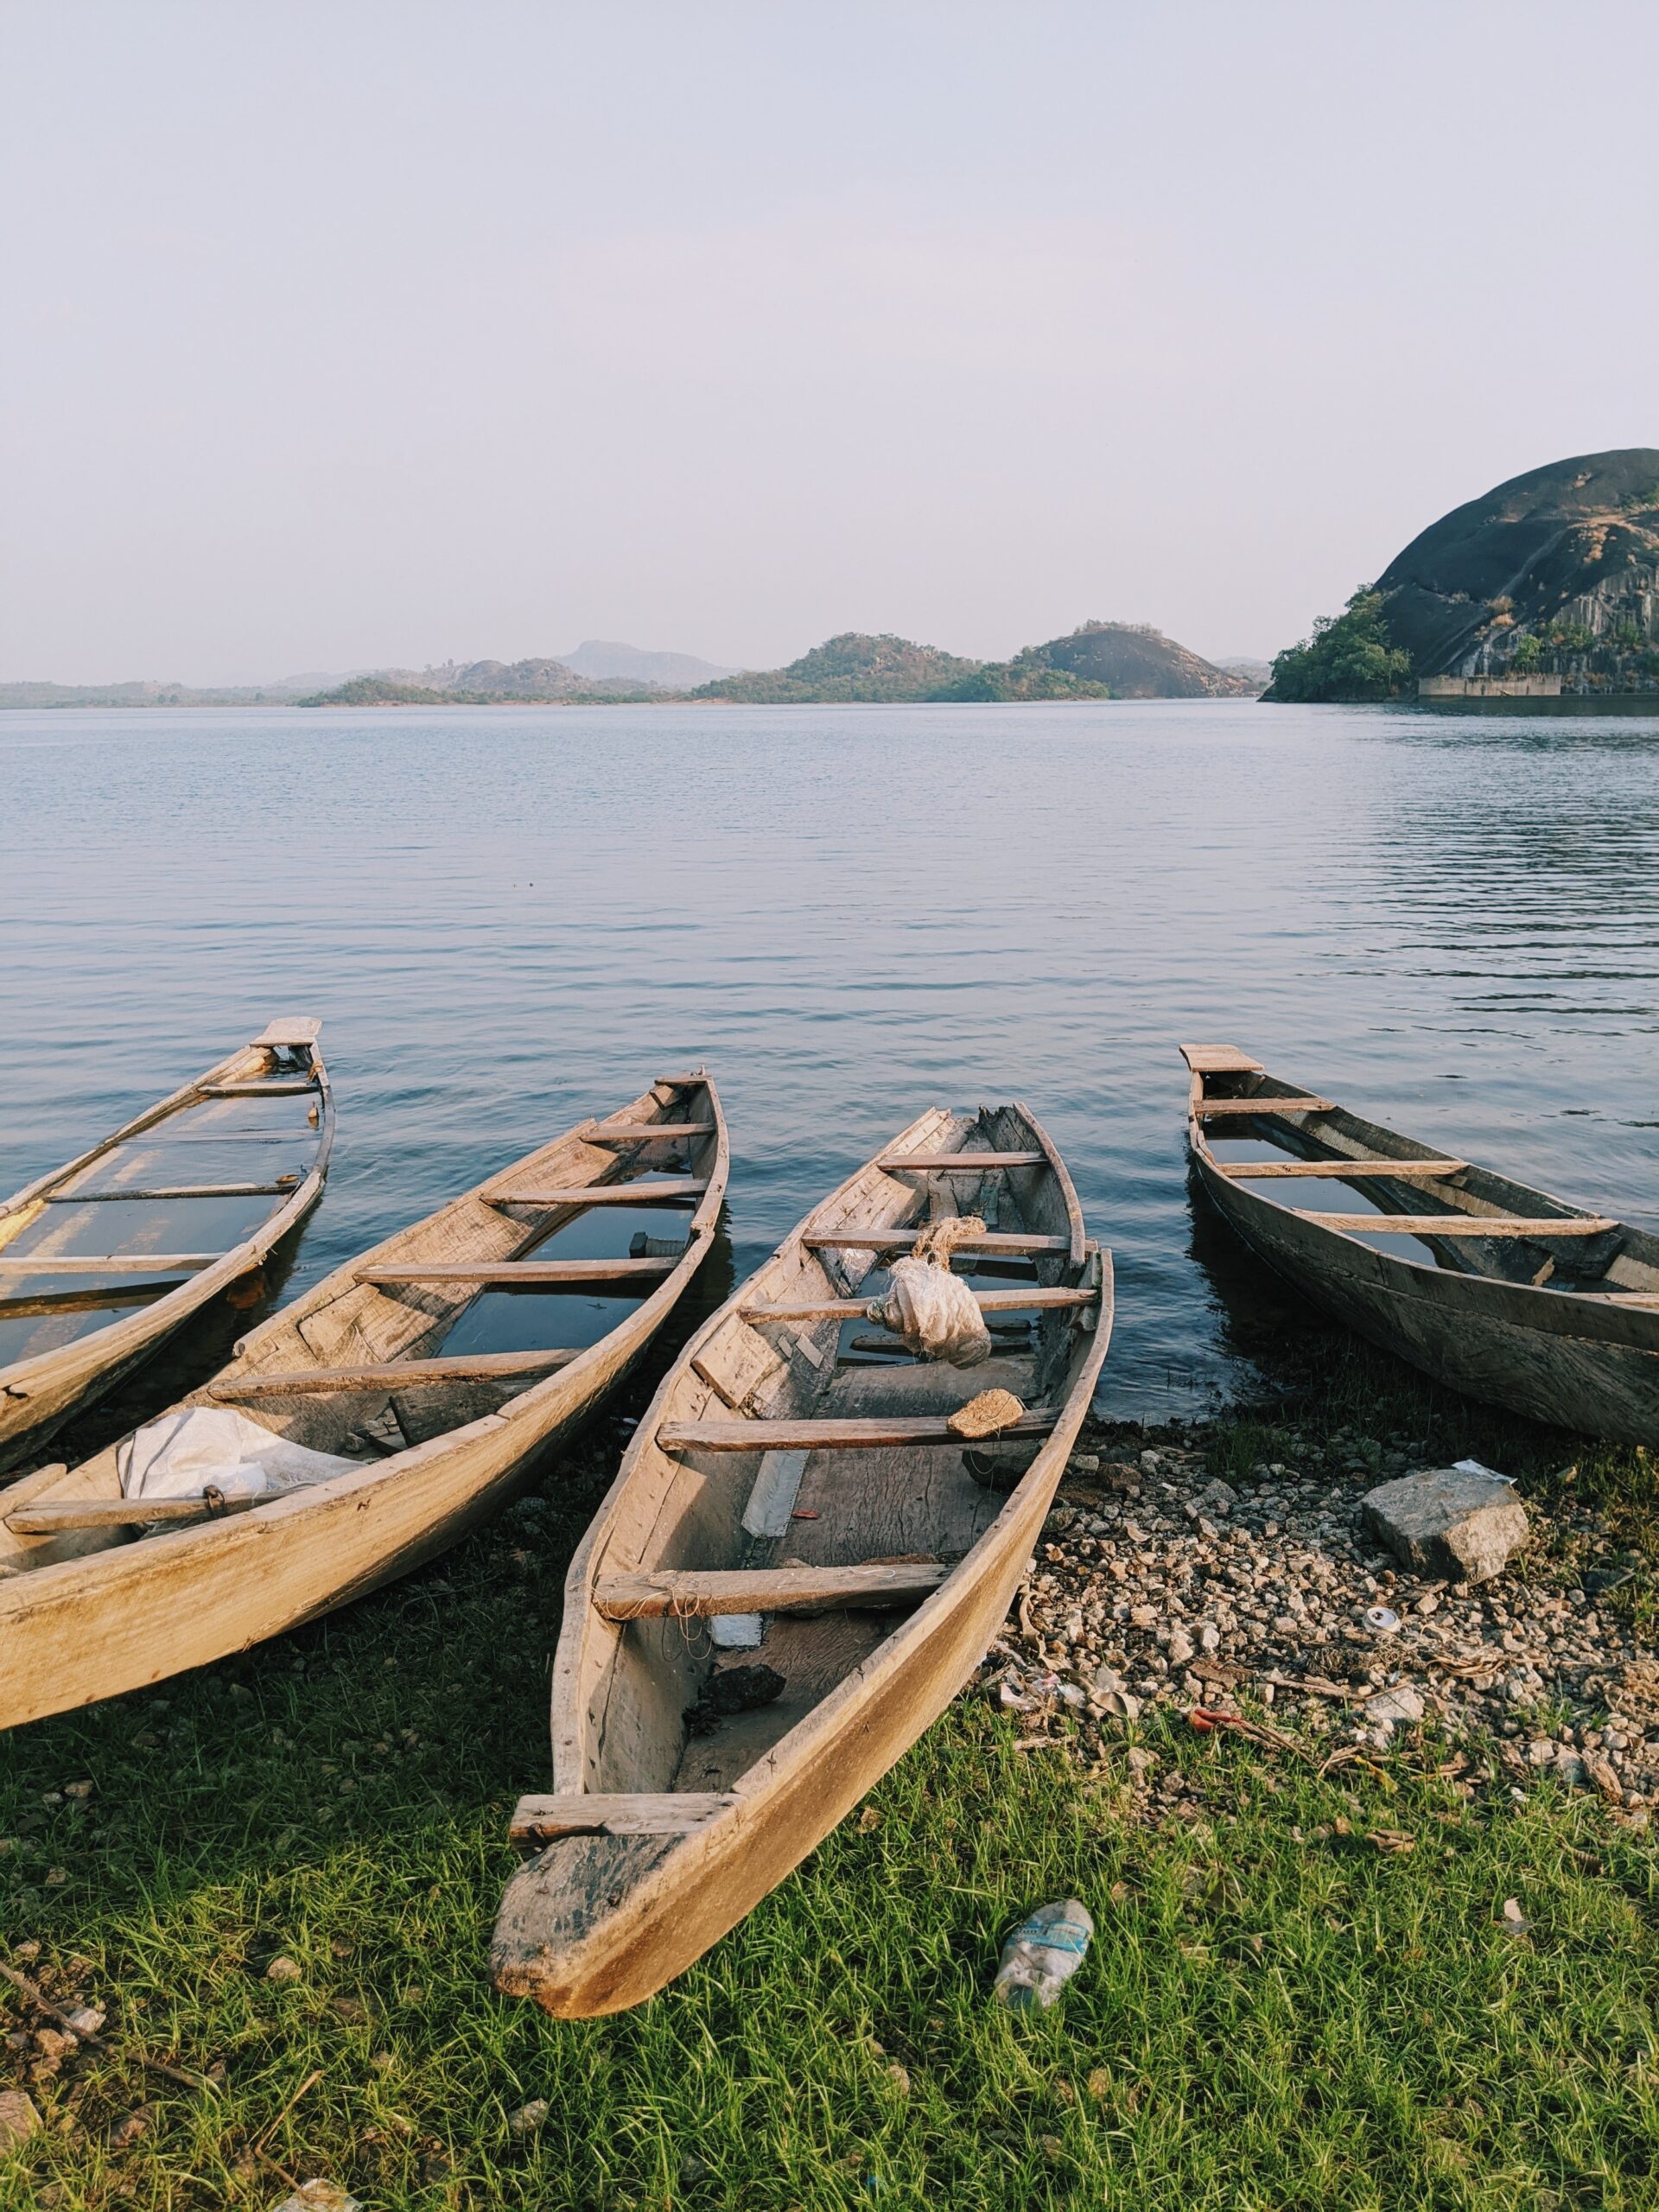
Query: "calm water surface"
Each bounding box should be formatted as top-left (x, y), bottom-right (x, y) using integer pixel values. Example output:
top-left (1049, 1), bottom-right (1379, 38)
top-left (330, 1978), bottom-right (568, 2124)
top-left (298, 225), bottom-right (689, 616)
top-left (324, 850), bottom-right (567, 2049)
top-left (3, 701), bottom-right (1656, 1418)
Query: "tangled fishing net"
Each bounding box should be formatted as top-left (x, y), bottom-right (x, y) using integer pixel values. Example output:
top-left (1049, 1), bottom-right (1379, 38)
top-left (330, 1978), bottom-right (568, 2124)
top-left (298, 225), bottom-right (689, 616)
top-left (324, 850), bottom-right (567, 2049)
top-left (865, 1215), bottom-right (992, 1366)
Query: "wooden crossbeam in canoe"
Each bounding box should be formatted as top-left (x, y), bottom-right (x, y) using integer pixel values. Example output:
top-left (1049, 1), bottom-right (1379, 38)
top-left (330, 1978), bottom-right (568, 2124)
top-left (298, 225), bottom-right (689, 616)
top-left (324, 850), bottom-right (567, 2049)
top-left (594, 1561), bottom-right (951, 1619)
top-left (804, 1228), bottom-right (1067, 1255)
top-left (45, 1180), bottom-right (299, 1203)
top-left (6, 1486), bottom-right (308, 1533)
top-left (587, 1122), bottom-right (714, 1142)
top-left (211, 1346), bottom-right (580, 1401)
top-left (1179, 1044), bottom-right (1265, 1074)
top-left (489, 1179), bottom-right (708, 1209)
top-left (1214, 1159), bottom-right (1467, 1180)
top-left (0, 1281), bottom-right (189, 1319)
top-left (0, 1253), bottom-right (219, 1274)
top-left (356, 1256), bottom-right (678, 1287)
top-left (875, 1151), bottom-right (1045, 1171)
top-left (197, 1080), bottom-right (319, 1097)
top-left (1193, 1096), bottom-right (1333, 1118)
top-left (1297, 1211), bottom-right (1619, 1237)
top-left (509, 1792), bottom-right (736, 1847)
top-left (660, 1410), bottom-right (1058, 1452)
top-left (741, 1286), bottom-right (1092, 1322)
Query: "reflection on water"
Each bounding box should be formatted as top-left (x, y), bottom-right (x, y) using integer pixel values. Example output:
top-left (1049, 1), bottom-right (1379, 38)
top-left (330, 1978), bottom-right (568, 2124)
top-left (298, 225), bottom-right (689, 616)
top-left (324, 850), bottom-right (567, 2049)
top-left (2, 701), bottom-right (1655, 1421)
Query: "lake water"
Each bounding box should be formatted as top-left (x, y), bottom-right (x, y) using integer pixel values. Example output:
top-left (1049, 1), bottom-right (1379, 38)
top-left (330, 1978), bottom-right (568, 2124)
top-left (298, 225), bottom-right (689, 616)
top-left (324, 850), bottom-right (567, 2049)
top-left (3, 700), bottom-right (1656, 1421)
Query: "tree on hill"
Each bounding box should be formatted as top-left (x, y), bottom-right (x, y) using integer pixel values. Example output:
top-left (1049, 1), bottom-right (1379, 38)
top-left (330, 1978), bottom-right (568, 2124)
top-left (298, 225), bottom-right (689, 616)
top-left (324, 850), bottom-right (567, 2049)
top-left (932, 648), bottom-right (1111, 701)
top-left (1265, 588), bottom-right (1413, 702)
top-left (690, 632), bottom-right (982, 703)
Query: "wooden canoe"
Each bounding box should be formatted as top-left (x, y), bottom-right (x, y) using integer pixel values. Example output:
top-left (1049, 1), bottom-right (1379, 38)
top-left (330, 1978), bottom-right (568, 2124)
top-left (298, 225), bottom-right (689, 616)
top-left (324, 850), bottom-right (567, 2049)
top-left (491, 1100), bottom-right (1112, 2017)
top-left (0, 1020), bottom-right (335, 1472)
top-left (1181, 1042), bottom-right (1659, 1442)
top-left (0, 1072), bottom-right (727, 1730)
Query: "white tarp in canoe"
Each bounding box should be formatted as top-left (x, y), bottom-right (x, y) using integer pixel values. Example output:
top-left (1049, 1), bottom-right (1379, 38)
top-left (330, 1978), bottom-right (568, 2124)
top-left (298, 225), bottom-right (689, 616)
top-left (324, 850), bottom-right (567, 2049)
top-left (118, 1407), bottom-right (359, 1503)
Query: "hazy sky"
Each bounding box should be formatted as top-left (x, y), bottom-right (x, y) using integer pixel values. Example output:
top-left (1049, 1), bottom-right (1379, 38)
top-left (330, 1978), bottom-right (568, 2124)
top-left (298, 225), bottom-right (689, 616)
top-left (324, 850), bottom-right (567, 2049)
top-left (3, 3), bottom-right (1656, 683)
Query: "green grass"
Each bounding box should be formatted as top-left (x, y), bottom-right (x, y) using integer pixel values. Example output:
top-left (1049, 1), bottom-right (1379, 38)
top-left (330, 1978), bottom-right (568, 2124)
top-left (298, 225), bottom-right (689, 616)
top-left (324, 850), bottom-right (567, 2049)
top-left (3, 1360), bottom-right (1659, 2209)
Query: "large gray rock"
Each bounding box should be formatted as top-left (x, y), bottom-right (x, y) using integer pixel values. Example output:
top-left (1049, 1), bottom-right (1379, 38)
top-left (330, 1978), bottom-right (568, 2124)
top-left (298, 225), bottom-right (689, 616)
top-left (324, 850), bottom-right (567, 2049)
top-left (0, 2090), bottom-right (40, 2150)
top-left (1361, 1466), bottom-right (1529, 1585)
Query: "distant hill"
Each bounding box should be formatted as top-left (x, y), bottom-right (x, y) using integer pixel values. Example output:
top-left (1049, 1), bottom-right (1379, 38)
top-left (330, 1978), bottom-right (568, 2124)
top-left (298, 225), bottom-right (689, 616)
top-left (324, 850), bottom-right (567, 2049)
top-left (690, 632), bottom-right (981, 703)
top-left (1030, 622), bottom-right (1254, 698)
top-left (557, 639), bottom-right (740, 686)
top-left (1214, 656), bottom-right (1273, 692)
top-left (1267, 448), bottom-right (1659, 700)
top-left (299, 661), bottom-right (658, 707)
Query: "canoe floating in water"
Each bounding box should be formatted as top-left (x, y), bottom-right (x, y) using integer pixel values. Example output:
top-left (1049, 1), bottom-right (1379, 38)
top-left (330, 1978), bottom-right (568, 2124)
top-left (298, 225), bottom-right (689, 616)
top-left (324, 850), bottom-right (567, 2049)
top-left (491, 1100), bottom-right (1111, 2018)
top-left (0, 1020), bottom-right (334, 1472)
top-left (1180, 1043), bottom-right (1659, 1443)
top-left (0, 1071), bottom-right (727, 1730)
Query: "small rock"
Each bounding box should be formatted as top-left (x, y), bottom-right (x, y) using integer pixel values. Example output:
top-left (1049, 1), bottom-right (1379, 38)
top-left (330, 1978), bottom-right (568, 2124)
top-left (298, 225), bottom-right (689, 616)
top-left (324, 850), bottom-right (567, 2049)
top-left (1167, 1630), bottom-right (1195, 1667)
top-left (1584, 1751), bottom-right (1624, 1803)
top-left (1499, 1897), bottom-right (1528, 1934)
top-left (508, 2099), bottom-right (549, 2136)
top-left (1526, 1737), bottom-right (1556, 1767)
top-left (1198, 1623), bottom-right (1221, 1653)
top-left (885, 2062), bottom-right (912, 2096)
top-left (1361, 1468), bottom-right (1527, 1586)
top-left (108, 2105), bottom-right (154, 2149)
top-left (270, 2185), bottom-right (363, 2212)
top-left (64, 2005), bottom-right (105, 2037)
top-left (1364, 1685), bottom-right (1424, 1731)
top-left (264, 1955), bottom-right (302, 1985)
top-left (0, 2090), bottom-right (41, 2149)
top-left (1554, 1751), bottom-right (1588, 1789)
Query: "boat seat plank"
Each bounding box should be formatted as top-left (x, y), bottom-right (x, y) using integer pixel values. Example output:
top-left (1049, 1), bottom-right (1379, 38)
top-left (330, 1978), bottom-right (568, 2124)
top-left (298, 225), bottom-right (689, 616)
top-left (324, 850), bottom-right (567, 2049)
top-left (741, 1286), bottom-right (1092, 1322)
top-left (0, 1282), bottom-right (187, 1319)
top-left (46, 1181), bottom-right (299, 1203)
top-left (1298, 1211), bottom-right (1618, 1237)
top-left (489, 1179), bottom-right (708, 1208)
top-left (594, 1562), bottom-right (950, 1619)
top-left (0, 1254), bottom-right (219, 1274)
top-left (659, 1410), bottom-right (1056, 1452)
top-left (804, 1229), bottom-right (1067, 1254)
top-left (356, 1257), bottom-right (678, 1286)
top-left (252, 1018), bottom-right (323, 1048)
top-left (587, 1123), bottom-right (714, 1141)
top-left (197, 1080), bottom-right (319, 1097)
top-left (876, 1152), bottom-right (1045, 1171)
top-left (1179, 1044), bottom-right (1265, 1074)
top-left (509, 1793), bottom-right (735, 1846)
top-left (1194, 1097), bottom-right (1333, 1117)
top-left (211, 1346), bottom-right (580, 1400)
top-left (1215, 1159), bottom-right (1467, 1180)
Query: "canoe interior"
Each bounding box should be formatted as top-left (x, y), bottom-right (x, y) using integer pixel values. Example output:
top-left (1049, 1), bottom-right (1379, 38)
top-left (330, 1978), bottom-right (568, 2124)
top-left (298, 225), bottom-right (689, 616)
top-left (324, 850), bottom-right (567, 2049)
top-left (0, 1033), bottom-right (330, 1372)
top-left (562, 1103), bottom-right (1094, 1808)
top-left (1189, 1062), bottom-right (1659, 1299)
top-left (0, 1075), bottom-right (721, 1578)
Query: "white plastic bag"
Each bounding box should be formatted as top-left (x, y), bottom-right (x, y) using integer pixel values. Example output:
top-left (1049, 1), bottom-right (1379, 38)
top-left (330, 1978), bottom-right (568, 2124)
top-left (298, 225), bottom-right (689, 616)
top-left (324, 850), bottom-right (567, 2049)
top-left (867, 1216), bottom-right (992, 1367)
top-left (118, 1407), bottom-right (359, 1503)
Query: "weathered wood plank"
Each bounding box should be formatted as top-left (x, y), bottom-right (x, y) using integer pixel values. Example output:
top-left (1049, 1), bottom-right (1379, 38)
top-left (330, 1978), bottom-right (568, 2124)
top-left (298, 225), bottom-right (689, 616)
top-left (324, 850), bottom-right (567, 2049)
top-left (875, 1151), bottom-right (1045, 1171)
top-left (356, 1257), bottom-right (677, 1286)
top-left (659, 1409), bottom-right (1057, 1452)
top-left (1297, 1211), bottom-right (1618, 1237)
top-left (46, 1181), bottom-right (298, 1203)
top-left (0, 1254), bottom-right (219, 1274)
top-left (1215, 1159), bottom-right (1467, 1180)
top-left (0, 1282), bottom-right (184, 1319)
top-left (804, 1229), bottom-right (1066, 1254)
top-left (197, 1080), bottom-right (319, 1097)
top-left (1193, 1096), bottom-right (1333, 1117)
top-left (211, 1346), bottom-right (580, 1400)
top-left (588, 1123), bottom-right (715, 1141)
top-left (6, 1488), bottom-right (304, 1532)
top-left (742, 1286), bottom-right (1093, 1321)
top-left (594, 1562), bottom-right (950, 1619)
top-left (509, 1793), bottom-right (736, 1846)
top-left (1179, 1043), bottom-right (1265, 1074)
top-left (491, 1179), bottom-right (708, 1208)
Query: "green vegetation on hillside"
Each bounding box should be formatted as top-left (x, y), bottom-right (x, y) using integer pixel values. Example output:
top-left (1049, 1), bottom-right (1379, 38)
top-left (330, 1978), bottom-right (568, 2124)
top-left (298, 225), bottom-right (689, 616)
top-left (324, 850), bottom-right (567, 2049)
top-left (933, 647), bottom-right (1111, 702)
top-left (1265, 588), bottom-right (1413, 702)
top-left (690, 632), bottom-right (982, 704)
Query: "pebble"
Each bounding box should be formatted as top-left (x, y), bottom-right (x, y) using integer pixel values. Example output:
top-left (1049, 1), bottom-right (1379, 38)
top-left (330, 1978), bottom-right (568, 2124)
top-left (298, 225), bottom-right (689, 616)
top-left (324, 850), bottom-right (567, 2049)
top-left (0, 2090), bottom-right (41, 2149)
top-left (509, 2100), bottom-right (550, 2135)
top-left (264, 1955), bottom-right (303, 1985)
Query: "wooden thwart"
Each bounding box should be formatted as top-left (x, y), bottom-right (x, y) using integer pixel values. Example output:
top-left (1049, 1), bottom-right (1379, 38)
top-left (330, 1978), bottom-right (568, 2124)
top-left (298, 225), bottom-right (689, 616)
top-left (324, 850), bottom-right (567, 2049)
top-left (197, 1080), bottom-right (319, 1098)
top-left (46, 1181), bottom-right (297, 1203)
top-left (357, 1257), bottom-right (678, 1286)
top-left (876, 1151), bottom-right (1045, 1171)
top-left (804, 1228), bottom-right (1067, 1255)
top-left (1193, 1097), bottom-right (1333, 1118)
top-left (742, 1286), bottom-right (1093, 1322)
top-left (491, 1179), bottom-right (708, 1208)
top-left (1215, 1158), bottom-right (1467, 1180)
top-left (211, 1346), bottom-right (580, 1401)
top-left (1179, 1044), bottom-right (1265, 1074)
top-left (1299, 1211), bottom-right (1619, 1237)
top-left (594, 1561), bottom-right (951, 1619)
top-left (0, 1282), bottom-right (185, 1319)
top-left (509, 1793), bottom-right (736, 1846)
top-left (0, 1254), bottom-right (219, 1274)
top-left (660, 1409), bottom-right (1057, 1452)
top-left (587, 1122), bottom-right (715, 1142)
top-left (6, 1487), bottom-right (307, 1533)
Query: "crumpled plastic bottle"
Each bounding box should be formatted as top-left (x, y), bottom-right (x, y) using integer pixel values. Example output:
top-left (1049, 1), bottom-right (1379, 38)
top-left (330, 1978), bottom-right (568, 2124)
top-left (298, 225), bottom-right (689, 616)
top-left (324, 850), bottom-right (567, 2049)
top-left (991, 1897), bottom-right (1095, 2010)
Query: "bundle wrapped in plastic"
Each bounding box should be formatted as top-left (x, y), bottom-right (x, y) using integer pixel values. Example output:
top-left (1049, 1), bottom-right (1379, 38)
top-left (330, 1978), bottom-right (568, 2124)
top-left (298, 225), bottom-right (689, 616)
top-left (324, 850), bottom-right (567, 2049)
top-left (866, 1216), bottom-right (992, 1367)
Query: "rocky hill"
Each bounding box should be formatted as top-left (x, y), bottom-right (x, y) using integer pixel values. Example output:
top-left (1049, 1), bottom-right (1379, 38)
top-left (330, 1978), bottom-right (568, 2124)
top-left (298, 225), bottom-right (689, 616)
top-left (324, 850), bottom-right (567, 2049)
top-left (690, 632), bottom-right (981, 703)
top-left (1268, 448), bottom-right (1659, 700)
top-left (1023, 621), bottom-right (1253, 698)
